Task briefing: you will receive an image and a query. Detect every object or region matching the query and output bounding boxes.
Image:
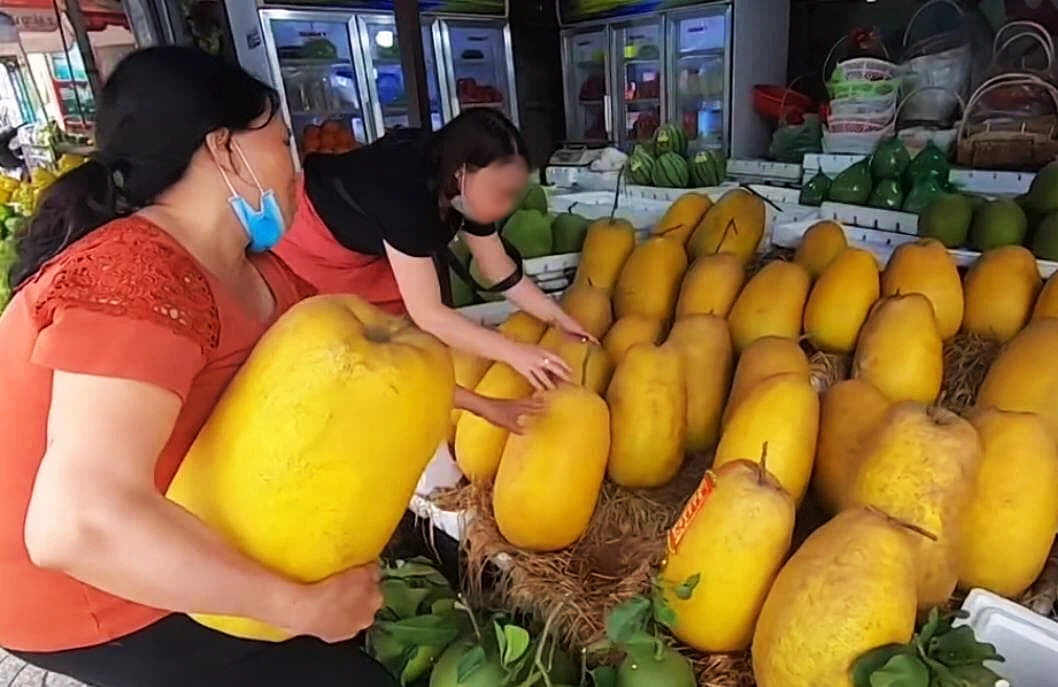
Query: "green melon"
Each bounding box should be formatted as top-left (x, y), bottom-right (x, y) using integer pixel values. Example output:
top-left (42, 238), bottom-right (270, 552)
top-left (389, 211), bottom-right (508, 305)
top-left (653, 123), bottom-right (688, 157)
top-left (502, 209), bottom-right (553, 258)
top-left (652, 152), bottom-right (690, 188)
top-left (688, 150), bottom-right (720, 188)
top-left (627, 150), bottom-right (656, 186)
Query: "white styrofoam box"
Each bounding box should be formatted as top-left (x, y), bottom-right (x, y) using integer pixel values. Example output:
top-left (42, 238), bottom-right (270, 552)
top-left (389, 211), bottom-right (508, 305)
top-left (623, 182), bottom-right (740, 202)
top-left (544, 166), bottom-right (621, 192)
top-left (550, 192), bottom-right (671, 232)
top-left (950, 168), bottom-right (1034, 197)
top-left (819, 201), bottom-right (919, 235)
top-left (801, 153), bottom-right (869, 183)
top-left (958, 588), bottom-right (1058, 687)
top-left (728, 159), bottom-right (803, 185)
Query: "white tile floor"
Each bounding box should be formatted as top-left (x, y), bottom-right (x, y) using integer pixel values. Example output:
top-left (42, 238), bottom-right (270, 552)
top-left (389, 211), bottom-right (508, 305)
top-left (0, 651), bottom-right (86, 687)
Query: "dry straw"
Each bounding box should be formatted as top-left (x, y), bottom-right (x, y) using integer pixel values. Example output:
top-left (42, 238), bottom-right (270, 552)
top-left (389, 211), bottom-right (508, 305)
top-left (939, 332), bottom-right (1001, 416)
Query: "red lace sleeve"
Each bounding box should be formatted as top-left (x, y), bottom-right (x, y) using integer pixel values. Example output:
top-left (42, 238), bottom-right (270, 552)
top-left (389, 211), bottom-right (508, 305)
top-left (27, 219), bottom-right (220, 400)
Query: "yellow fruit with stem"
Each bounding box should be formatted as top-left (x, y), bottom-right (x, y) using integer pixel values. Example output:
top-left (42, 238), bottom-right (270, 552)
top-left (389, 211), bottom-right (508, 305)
top-left (728, 260), bottom-right (811, 352)
top-left (962, 245), bottom-right (1042, 342)
top-left (664, 314), bottom-right (733, 452)
top-left (794, 220), bottom-right (848, 280)
top-left (652, 191), bottom-right (712, 245)
top-left (803, 247), bottom-right (880, 353)
top-left (675, 253), bottom-right (746, 319)
top-left (602, 314), bottom-right (665, 365)
top-left (687, 188), bottom-right (766, 265)
top-left (614, 236), bottom-right (688, 321)
top-left (723, 336), bottom-right (809, 426)
top-left (881, 238), bottom-right (963, 340)
top-left (853, 294), bottom-right (943, 403)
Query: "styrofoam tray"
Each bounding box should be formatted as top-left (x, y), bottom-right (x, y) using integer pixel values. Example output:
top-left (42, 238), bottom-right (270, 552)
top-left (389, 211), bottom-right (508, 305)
top-left (958, 588), bottom-right (1058, 687)
top-left (802, 153), bottom-right (1036, 197)
top-left (728, 159), bottom-right (803, 186)
top-left (545, 166), bottom-right (621, 192)
top-left (623, 182), bottom-right (739, 202)
top-left (819, 201), bottom-right (919, 234)
top-left (550, 192), bottom-right (671, 232)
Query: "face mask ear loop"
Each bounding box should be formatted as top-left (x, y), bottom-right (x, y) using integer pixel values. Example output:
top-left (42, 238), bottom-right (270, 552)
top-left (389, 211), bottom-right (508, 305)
top-left (217, 161), bottom-right (240, 201)
top-left (232, 140), bottom-right (267, 210)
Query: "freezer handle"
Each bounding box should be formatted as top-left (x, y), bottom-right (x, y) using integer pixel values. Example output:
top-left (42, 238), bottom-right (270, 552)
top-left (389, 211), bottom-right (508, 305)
top-left (603, 94), bottom-right (613, 140)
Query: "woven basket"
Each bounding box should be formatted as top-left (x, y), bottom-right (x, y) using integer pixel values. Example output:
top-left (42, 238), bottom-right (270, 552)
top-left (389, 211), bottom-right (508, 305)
top-left (957, 73), bottom-right (1058, 170)
top-left (900, 0), bottom-right (972, 124)
top-left (991, 20), bottom-right (1056, 82)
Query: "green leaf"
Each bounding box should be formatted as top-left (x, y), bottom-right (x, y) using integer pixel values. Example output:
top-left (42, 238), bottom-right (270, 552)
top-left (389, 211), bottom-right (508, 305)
top-left (380, 579), bottom-right (432, 619)
top-left (946, 663), bottom-right (1005, 685)
top-left (620, 629), bottom-right (658, 650)
top-left (501, 625), bottom-right (531, 667)
top-left (918, 608), bottom-right (944, 648)
top-left (590, 666), bottom-right (618, 687)
top-left (929, 626), bottom-right (1004, 666)
top-left (605, 597), bottom-right (652, 645)
top-left (852, 645), bottom-right (917, 687)
top-left (493, 621), bottom-right (507, 664)
top-left (457, 645), bottom-right (487, 683)
top-left (674, 573), bottom-right (700, 601)
top-left (374, 615), bottom-right (461, 648)
top-left (869, 654), bottom-right (930, 687)
top-left (653, 602), bottom-right (678, 629)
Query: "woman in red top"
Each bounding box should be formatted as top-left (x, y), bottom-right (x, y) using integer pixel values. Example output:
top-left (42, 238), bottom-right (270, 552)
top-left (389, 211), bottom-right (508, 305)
top-left (0, 47), bottom-right (395, 687)
top-left (276, 109), bottom-right (594, 405)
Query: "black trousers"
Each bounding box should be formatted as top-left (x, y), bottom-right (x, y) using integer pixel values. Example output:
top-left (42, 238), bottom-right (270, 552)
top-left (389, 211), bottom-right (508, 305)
top-left (10, 614), bottom-right (397, 687)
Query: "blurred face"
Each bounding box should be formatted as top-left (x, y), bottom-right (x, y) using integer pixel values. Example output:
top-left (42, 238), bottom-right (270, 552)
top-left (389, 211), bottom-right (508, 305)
top-left (458, 157), bottom-right (529, 225)
top-left (227, 114), bottom-right (297, 227)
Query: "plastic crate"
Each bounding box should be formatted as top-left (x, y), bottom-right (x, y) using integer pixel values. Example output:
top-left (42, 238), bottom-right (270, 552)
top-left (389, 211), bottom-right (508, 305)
top-left (728, 158), bottom-right (803, 187)
top-left (957, 588), bottom-right (1058, 687)
top-left (819, 201), bottom-right (919, 235)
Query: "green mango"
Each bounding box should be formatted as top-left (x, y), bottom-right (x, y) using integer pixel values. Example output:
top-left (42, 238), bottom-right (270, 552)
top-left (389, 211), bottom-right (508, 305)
top-left (1023, 161), bottom-right (1058, 216)
top-left (870, 138), bottom-right (910, 181)
top-left (551, 208), bottom-right (591, 253)
top-left (828, 160), bottom-right (873, 205)
top-left (616, 644), bottom-right (696, 687)
top-left (799, 171), bottom-right (831, 206)
top-left (918, 193), bottom-right (973, 248)
top-left (521, 184), bottom-right (549, 214)
top-left (904, 141), bottom-right (950, 186)
top-left (970, 198), bottom-right (1029, 252)
top-left (902, 176), bottom-right (944, 215)
top-left (867, 178), bottom-right (904, 210)
top-left (401, 644), bottom-right (445, 686)
top-left (1032, 212), bottom-right (1058, 261)
top-left (502, 209), bottom-right (553, 258)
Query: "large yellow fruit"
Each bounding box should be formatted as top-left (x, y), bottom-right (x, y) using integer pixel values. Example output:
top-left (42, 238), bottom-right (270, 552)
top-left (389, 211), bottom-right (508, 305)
top-left (613, 237), bottom-right (688, 321)
top-left (166, 296), bottom-right (454, 641)
top-left (728, 261), bottom-right (811, 352)
top-left (803, 248), bottom-right (880, 353)
top-left (662, 460), bottom-right (795, 652)
top-left (454, 363), bottom-right (531, 483)
top-left (574, 217), bottom-right (636, 293)
top-left (846, 402), bottom-right (981, 609)
top-left (664, 315), bottom-right (733, 452)
top-left (675, 253), bottom-right (746, 319)
top-left (448, 348), bottom-right (491, 440)
top-left (1033, 272), bottom-right (1058, 320)
top-left (687, 188), bottom-right (766, 265)
top-left (652, 191), bottom-right (712, 245)
top-left (812, 379), bottom-right (890, 514)
top-left (852, 294), bottom-right (943, 403)
top-left (960, 409), bottom-right (1058, 597)
top-left (978, 318), bottom-right (1058, 440)
top-left (603, 314), bottom-right (665, 365)
top-left (493, 384), bottom-right (610, 551)
top-left (560, 284), bottom-right (613, 340)
top-left (794, 220), bottom-right (848, 280)
top-left (714, 372), bottom-right (819, 503)
top-left (962, 246), bottom-right (1042, 342)
top-left (551, 331), bottom-right (614, 395)
top-left (752, 508), bottom-right (917, 687)
top-left (723, 336), bottom-right (809, 426)
top-left (497, 310), bottom-right (548, 343)
top-left (882, 239), bottom-right (964, 339)
top-left (607, 343), bottom-right (686, 488)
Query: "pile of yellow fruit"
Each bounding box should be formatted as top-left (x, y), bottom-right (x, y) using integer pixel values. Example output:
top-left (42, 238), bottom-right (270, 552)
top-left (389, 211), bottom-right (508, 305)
top-left (451, 193), bottom-right (1058, 686)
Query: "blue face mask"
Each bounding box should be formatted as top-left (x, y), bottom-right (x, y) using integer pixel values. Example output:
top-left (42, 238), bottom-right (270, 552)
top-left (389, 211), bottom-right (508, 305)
top-left (219, 141), bottom-right (286, 252)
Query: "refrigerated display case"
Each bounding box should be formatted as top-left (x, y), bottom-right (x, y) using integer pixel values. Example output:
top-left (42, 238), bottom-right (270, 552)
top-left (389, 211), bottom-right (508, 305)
top-left (559, 0), bottom-right (787, 158)
top-left (225, 1), bottom-right (518, 162)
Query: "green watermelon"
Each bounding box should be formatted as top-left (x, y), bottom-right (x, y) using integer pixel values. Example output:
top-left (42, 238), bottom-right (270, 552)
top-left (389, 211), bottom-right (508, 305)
top-left (653, 123), bottom-right (688, 157)
top-left (688, 150), bottom-right (720, 188)
top-left (626, 150), bottom-right (655, 185)
top-left (632, 142), bottom-right (655, 158)
top-left (652, 152), bottom-right (690, 188)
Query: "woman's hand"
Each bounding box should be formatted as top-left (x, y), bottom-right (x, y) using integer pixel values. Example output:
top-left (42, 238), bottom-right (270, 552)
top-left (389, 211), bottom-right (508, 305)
top-left (475, 396), bottom-right (546, 434)
top-left (552, 312), bottom-right (599, 345)
top-left (277, 563), bottom-right (384, 643)
top-left (505, 342), bottom-right (572, 391)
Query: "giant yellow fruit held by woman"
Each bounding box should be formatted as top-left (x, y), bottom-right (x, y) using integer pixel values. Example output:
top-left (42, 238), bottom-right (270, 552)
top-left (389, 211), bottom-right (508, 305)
top-left (662, 460), bottom-right (795, 652)
top-left (166, 295), bottom-right (455, 641)
top-left (603, 314), bottom-right (665, 365)
top-left (574, 217), bottom-right (636, 293)
top-left (614, 236), bottom-right (688, 321)
top-left (652, 191), bottom-right (712, 245)
top-left (455, 362), bottom-right (532, 483)
top-left (714, 372), bottom-right (819, 503)
top-left (544, 329), bottom-right (614, 395)
top-left (959, 409), bottom-right (1058, 597)
top-left (494, 384), bottom-right (610, 551)
top-left (812, 379), bottom-right (890, 514)
top-left (962, 245), bottom-right (1042, 342)
top-left (846, 402), bottom-right (981, 609)
top-left (853, 294), bottom-right (943, 403)
top-left (560, 283), bottom-right (613, 340)
top-left (803, 247), bottom-right (880, 353)
top-left (607, 343), bottom-right (686, 488)
top-left (448, 348), bottom-right (490, 440)
top-left (881, 239), bottom-right (963, 339)
top-left (498, 310), bottom-right (548, 343)
top-left (752, 508), bottom-right (917, 687)
top-left (978, 318), bottom-right (1058, 441)
top-left (723, 336), bottom-right (809, 426)
top-left (664, 315), bottom-right (733, 452)
top-left (687, 188), bottom-right (766, 265)
top-left (728, 261), bottom-right (811, 352)
top-left (794, 220), bottom-right (847, 280)
top-left (675, 252), bottom-right (745, 319)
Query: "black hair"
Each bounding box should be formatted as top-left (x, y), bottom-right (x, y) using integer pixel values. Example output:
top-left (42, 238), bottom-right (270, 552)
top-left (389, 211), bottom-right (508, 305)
top-left (9, 46), bottom-right (279, 288)
top-left (429, 108), bottom-right (528, 200)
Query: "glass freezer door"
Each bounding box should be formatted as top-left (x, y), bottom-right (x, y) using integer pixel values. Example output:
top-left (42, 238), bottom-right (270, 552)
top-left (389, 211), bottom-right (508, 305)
top-left (667, 8), bottom-right (730, 152)
top-left (261, 11), bottom-right (371, 157)
top-left (359, 15), bottom-right (443, 135)
top-left (615, 20), bottom-right (663, 148)
top-left (439, 20), bottom-right (516, 123)
top-left (562, 29), bottom-right (610, 143)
